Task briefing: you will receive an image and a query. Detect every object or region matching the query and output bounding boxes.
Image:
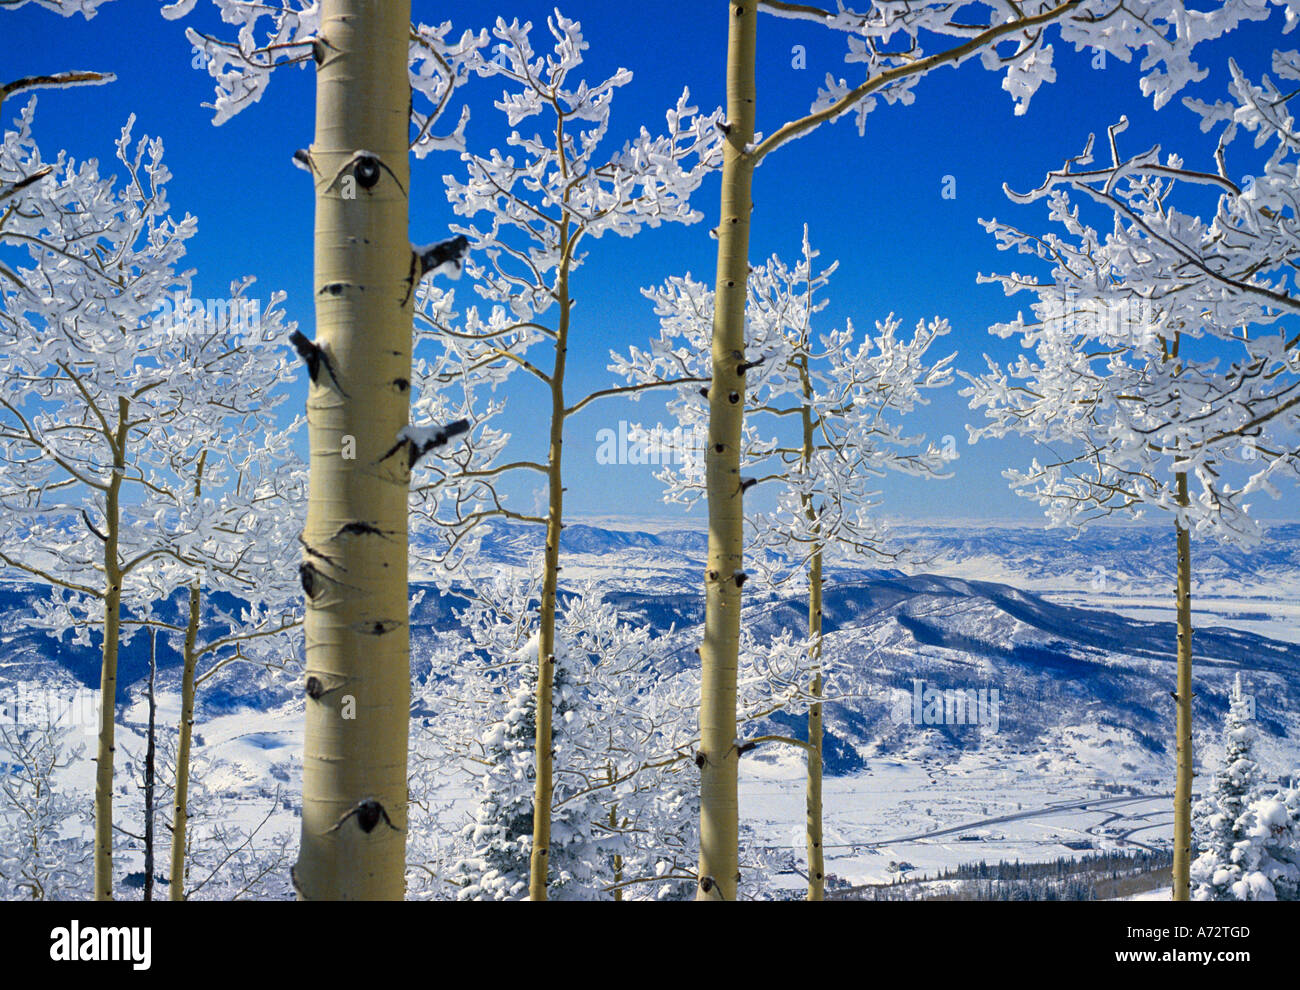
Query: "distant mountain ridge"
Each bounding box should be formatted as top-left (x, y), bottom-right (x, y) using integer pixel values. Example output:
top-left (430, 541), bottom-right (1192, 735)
top-left (7, 518), bottom-right (1290, 602)
top-left (602, 570), bottom-right (1300, 776)
top-left (5, 522), bottom-right (1297, 782)
top-left (437, 518), bottom-right (1300, 584)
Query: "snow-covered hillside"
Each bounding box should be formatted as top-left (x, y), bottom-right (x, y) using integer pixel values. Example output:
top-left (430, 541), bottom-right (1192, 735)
top-left (4, 521), bottom-right (1297, 894)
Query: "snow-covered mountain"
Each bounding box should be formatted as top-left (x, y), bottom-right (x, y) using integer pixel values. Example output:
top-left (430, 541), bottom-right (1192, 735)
top-left (430, 518), bottom-right (1300, 583)
top-left (5, 521), bottom-right (1298, 784)
top-left (429, 518), bottom-right (1300, 644)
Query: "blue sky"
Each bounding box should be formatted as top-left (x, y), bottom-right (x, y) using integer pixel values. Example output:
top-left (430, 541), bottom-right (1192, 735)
top-left (2, 1), bottom-right (1294, 527)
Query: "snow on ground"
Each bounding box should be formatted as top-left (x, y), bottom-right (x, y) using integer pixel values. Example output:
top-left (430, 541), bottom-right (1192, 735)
top-left (7, 681), bottom-right (1262, 897)
top-left (739, 748), bottom-right (1175, 890)
top-left (1047, 590), bottom-right (1300, 646)
top-left (1119, 886), bottom-right (1173, 901)
top-left (12, 519), bottom-right (1298, 897)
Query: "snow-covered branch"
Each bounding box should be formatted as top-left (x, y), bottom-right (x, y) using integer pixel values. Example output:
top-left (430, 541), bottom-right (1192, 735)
top-left (966, 52), bottom-right (1300, 543)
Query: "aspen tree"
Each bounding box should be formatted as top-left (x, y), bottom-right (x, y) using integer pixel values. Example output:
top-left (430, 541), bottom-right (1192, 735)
top-left (0, 266), bottom-right (300, 903)
top-left (0, 2), bottom-right (119, 901)
top-left (141, 630), bottom-right (157, 901)
top-left (170, 574), bottom-right (202, 899)
top-left (292, 0), bottom-right (415, 901)
top-left (2, 2), bottom-right (309, 903)
top-left (0, 113), bottom-right (203, 901)
top-left (623, 234), bottom-right (953, 899)
top-left (409, 13), bottom-right (719, 899)
top-left (696, 0), bottom-right (1263, 899)
top-left (966, 54), bottom-right (1300, 899)
top-left (1174, 473), bottom-right (1194, 898)
top-left (179, 0), bottom-right (484, 898)
top-left (697, 1), bottom-right (759, 902)
top-left (95, 403), bottom-right (126, 902)
top-left (159, 438), bottom-right (302, 900)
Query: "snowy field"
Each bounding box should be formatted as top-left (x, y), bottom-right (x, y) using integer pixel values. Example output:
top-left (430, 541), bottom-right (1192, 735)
top-left (63, 688), bottom-right (1185, 895)
top-left (740, 752), bottom-right (1174, 892)
top-left (74, 692), bottom-right (1187, 895)
top-left (1046, 591), bottom-right (1300, 647)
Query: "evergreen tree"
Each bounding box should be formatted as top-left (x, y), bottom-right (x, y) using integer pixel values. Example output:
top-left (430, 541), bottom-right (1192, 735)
top-left (451, 633), bottom-right (601, 901)
top-left (1192, 675), bottom-right (1273, 899)
top-left (453, 675), bottom-right (536, 901)
top-left (1244, 789), bottom-right (1300, 901)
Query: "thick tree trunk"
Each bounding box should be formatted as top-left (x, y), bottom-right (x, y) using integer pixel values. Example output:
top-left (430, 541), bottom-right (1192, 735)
top-left (93, 396), bottom-right (129, 901)
top-left (697, 0), bottom-right (758, 902)
top-left (295, 0), bottom-right (413, 901)
top-left (1173, 470), bottom-right (1194, 901)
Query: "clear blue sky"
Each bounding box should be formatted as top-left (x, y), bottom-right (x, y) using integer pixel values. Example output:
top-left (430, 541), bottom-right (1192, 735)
top-left (3, 1), bottom-right (1294, 527)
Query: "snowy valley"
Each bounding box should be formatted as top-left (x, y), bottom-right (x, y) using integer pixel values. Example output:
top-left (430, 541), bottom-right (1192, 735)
top-left (5, 521), bottom-right (1296, 898)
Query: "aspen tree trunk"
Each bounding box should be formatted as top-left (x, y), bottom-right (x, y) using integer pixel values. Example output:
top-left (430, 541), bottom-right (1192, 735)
top-left (143, 629), bottom-right (157, 902)
top-left (805, 548), bottom-right (824, 901)
top-left (169, 452), bottom-right (205, 901)
top-left (93, 396), bottom-right (129, 901)
top-left (1172, 470), bottom-right (1194, 901)
top-left (799, 361), bottom-right (825, 901)
top-left (529, 222), bottom-right (573, 901)
top-left (529, 406), bottom-right (563, 902)
top-left (295, 0), bottom-right (414, 901)
top-left (169, 579), bottom-right (202, 900)
top-left (609, 796), bottom-right (623, 902)
top-left (697, 0), bottom-right (758, 901)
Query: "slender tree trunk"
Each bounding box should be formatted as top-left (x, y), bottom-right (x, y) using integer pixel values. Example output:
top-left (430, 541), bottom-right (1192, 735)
top-left (169, 579), bottom-right (202, 900)
top-left (530, 438), bottom-right (562, 902)
top-left (93, 396), bottom-right (129, 901)
top-left (143, 628), bottom-right (156, 902)
top-left (697, 0), bottom-right (758, 902)
top-left (295, 0), bottom-right (414, 901)
top-left (529, 229), bottom-right (572, 901)
top-left (1173, 470), bottom-right (1194, 901)
top-left (31, 768), bottom-right (46, 899)
top-left (169, 451), bottom-right (205, 901)
top-left (798, 360), bottom-right (825, 901)
top-left (609, 798), bottom-right (623, 902)
top-left (91, 576), bottom-right (121, 902)
top-left (805, 547), bottom-right (825, 900)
